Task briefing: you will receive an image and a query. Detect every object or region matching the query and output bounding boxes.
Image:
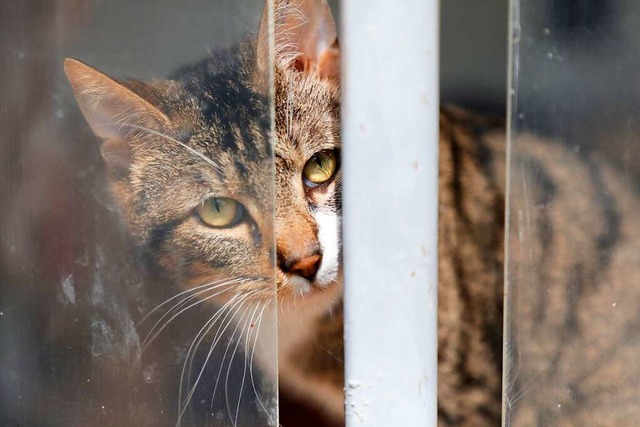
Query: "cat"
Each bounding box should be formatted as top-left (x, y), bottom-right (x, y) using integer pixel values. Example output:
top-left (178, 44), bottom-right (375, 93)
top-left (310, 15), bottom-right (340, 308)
top-left (64, 0), bottom-right (640, 426)
top-left (65, 0), bottom-right (341, 425)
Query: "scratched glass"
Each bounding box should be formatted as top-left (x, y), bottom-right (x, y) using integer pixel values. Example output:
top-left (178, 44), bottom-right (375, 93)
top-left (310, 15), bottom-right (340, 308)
top-left (0, 1), bottom-right (277, 426)
top-left (505, 0), bottom-right (640, 425)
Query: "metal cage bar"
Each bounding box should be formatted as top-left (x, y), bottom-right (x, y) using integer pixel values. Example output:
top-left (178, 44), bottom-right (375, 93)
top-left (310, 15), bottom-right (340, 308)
top-left (341, 1), bottom-right (440, 425)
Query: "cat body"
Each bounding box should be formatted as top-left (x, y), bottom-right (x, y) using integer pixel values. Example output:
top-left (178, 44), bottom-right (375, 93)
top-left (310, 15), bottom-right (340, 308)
top-left (438, 106), bottom-right (640, 426)
top-left (64, 0), bottom-right (640, 426)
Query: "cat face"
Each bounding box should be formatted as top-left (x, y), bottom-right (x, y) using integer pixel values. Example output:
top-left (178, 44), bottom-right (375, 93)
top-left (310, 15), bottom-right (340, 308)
top-left (273, 63), bottom-right (341, 301)
top-left (64, 0), bottom-right (340, 308)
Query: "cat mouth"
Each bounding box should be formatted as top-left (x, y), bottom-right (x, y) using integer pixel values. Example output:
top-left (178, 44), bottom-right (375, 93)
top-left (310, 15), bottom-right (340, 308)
top-left (286, 275), bottom-right (315, 295)
top-left (278, 270), bottom-right (339, 299)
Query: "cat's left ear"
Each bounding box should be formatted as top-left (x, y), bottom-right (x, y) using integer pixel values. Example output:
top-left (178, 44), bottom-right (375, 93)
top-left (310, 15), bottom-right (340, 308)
top-left (258, 0), bottom-right (340, 80)
top-left (64, 58), bottom-right (171, 173)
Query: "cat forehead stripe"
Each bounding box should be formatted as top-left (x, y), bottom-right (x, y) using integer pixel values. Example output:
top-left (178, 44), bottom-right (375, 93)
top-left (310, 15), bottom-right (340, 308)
top-left (127, 123), bottom-right (224, 175)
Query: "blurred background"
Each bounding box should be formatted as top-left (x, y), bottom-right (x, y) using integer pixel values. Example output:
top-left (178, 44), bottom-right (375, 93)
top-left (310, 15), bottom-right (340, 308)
top-left (440, 0), bottom-right (640, 174)
top-left (441, 0), bottom-right (509, 112)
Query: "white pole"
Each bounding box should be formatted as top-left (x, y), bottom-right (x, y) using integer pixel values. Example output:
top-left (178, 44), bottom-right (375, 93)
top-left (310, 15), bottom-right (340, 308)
top-left (341, 1), bottom-right (440, 426)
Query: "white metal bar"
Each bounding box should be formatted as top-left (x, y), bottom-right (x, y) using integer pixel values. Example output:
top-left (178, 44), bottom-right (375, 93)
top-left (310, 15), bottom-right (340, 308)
top-left (341, 1), bottom-right (440, 426)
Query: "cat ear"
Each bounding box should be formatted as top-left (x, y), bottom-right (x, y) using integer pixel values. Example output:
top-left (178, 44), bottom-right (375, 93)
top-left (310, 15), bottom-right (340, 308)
top-left (258, 0), bottom-right (340, 80)
top-left (63, 58), bottom-right (170, 172)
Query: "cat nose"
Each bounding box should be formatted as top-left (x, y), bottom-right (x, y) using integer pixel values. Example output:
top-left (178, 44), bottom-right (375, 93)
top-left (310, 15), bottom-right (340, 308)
top-left (281, 252), bottom-right (323, 281)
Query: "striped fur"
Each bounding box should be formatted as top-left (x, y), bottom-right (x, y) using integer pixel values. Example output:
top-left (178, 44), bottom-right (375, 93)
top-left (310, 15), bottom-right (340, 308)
top-left (435, 107), bottom-right (640, 426)
top-left (503, 131), bottom-right (640, 425)
top-left (437, 107), bottom-right (505, 426)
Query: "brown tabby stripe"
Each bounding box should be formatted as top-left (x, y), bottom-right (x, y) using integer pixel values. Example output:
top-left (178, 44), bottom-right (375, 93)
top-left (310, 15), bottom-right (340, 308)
top-left (438, 106), bottom-right (637, 426)
top-left (438, 107), bottom-right (504, 426)
top-left (503, 124), bottom-right (640, 424)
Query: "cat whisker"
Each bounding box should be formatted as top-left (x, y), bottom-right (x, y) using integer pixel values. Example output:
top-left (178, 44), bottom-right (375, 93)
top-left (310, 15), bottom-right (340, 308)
top-left (209, 300), bottom-right (255, 409)
top-left (181, 285), bottom-right (269, 387)
top-left (137, 277), bottom-right (243, 327)
top-left (140, 278), bottom-right (245, 339)
top-left (249, 303), bottom-right (270, 418)
top-left (142, 288), bottom-right (225, 353)
top-left (177, 290), bottom-right (261, 425)
top-left (198, 304), bottom-right (253, 423)
top-left (198, 295), bottom-right (257, 405)
top-left (141, 279), bottom-right (249, 352)
top-left (232, 300), bottom-right (267, 425)
top-left (226, 304), bottom-right (258, 426)
top-left (122, 123), bottom-right (224, 174)
top-left (194, 289), bottom-right (271, 385)
top-left (506, 360), bottom-right (557, 408)
top-left (176, 292), bottom-right (248, 425)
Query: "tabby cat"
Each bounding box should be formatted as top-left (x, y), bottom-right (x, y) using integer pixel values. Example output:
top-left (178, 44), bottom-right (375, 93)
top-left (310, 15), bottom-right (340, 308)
top-left (65, 0), bottom-right (640, 426)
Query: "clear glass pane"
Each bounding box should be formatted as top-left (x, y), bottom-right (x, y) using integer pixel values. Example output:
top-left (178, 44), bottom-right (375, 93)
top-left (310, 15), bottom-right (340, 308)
top-left (0, 1), bottom-right (277, 426)
top-left (505, 0), bottom-right (640, 425)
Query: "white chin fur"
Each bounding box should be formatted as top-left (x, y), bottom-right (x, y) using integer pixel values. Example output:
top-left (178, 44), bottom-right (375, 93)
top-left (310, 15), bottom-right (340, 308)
top-left (287, 275), bottom-right (311, 295)
top-left (313, 209), bottom-right (340, 287)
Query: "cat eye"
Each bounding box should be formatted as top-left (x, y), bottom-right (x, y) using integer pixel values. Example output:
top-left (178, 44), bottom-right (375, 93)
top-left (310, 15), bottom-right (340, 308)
top-left (195, 197), bottom-right (244, 228)
top-left (303, 150), bottom-right (338, 187)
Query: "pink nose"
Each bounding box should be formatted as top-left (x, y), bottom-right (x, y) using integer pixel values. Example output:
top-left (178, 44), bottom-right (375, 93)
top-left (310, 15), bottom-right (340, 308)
top-left (282, 253), bottom-right (323, 281)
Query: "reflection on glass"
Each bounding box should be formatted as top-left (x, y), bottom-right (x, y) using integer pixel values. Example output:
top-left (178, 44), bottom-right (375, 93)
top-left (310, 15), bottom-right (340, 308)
top-left (505, 0), bottom-right (640, 425)
top-left (0, 1), bottom-right (277, 426)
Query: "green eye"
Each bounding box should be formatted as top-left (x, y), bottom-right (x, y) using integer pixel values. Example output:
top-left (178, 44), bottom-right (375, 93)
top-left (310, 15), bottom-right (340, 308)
top-left (303, 150), bottom-right (338, 186)
top-left (195, 197), bottom-right (243, 228)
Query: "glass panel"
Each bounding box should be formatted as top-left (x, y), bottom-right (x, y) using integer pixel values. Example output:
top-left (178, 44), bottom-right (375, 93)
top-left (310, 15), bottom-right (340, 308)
top-left (505, 0), bottom-right (640, 425)
top-left (0, 1), bottom-right (277, 426)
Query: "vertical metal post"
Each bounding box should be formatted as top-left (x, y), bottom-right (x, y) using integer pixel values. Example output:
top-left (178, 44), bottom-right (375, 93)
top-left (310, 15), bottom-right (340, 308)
top-left (341, 1), bottom-right (440, 426)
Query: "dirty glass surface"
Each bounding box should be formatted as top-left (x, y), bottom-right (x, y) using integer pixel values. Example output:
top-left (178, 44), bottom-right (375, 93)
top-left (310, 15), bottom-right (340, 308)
top-left (0, 1), bottom-right (277, 426)
top-left (505, 0), bottom-right (640, 425)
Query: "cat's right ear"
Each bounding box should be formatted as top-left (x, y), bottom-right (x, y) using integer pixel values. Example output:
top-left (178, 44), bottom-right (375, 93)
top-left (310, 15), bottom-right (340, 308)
top-left (64, 58), bottom-right (170, 173)
top-left (257, 0), bottom-right (340, 80)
